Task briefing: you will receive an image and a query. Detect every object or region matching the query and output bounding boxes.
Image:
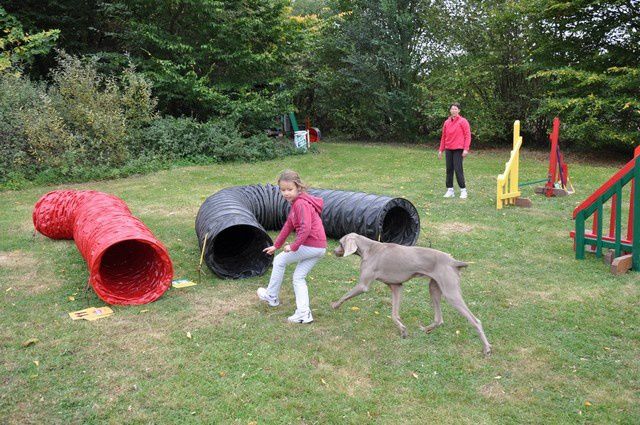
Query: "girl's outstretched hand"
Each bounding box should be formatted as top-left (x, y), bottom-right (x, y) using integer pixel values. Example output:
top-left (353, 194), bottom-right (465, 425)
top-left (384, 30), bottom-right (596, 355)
top-left (263, 245), bottom-right (276, 255)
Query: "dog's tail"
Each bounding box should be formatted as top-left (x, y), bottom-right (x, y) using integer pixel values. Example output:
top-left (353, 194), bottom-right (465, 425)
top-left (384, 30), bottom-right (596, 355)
top-left (454, 260), bottom-right (471, 269)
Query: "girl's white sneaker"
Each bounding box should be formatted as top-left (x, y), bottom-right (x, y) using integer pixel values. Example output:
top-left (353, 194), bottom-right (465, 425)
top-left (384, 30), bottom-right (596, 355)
top-left (257, 287), bottom-right (280, 307)
top-left (460, 188), bottom-right (468, 199)
top-left (443, 188), bottom-right (455, 198)
top-left (287, 310), bottom-right (313, 324)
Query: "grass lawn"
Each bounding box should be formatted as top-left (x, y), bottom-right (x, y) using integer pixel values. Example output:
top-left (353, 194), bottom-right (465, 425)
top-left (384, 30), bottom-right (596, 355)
top-left (1, 142), bottom-right (638, 424)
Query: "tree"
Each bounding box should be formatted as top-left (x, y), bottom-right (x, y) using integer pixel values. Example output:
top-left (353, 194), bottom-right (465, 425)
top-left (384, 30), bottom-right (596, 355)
top-left (311, 0), bottom-right (442, 140)
top-left (0, 6), bottom-right (59, 73)
top-left (527, 0), bottom-right (640, 150)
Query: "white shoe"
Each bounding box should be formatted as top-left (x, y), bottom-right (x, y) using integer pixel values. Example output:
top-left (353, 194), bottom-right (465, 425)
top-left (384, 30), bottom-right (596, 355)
top-left (460, 189), bottom-right (468, 199)
top-left (287, 310), bottom-right (313, 324)
top-left (443, 188), bottom-right (455, 198)
top-left (257, 287), bottom-right (279, 307)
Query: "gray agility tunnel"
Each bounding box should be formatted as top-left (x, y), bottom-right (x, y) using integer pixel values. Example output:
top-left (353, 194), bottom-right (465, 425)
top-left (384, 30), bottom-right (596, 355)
top-left (195, 184), bottom-right (421, 279)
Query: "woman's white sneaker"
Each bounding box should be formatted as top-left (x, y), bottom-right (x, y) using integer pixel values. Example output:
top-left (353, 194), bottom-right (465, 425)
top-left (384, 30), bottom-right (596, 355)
top-left (257, 287), bottom-right (280, 307)
top-left (287, 310), bottom-right (313, 324)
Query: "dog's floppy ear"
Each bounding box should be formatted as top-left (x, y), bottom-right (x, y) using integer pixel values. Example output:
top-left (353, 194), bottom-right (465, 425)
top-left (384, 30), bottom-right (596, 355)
top-left (341, 234), bottom-right (358, 257)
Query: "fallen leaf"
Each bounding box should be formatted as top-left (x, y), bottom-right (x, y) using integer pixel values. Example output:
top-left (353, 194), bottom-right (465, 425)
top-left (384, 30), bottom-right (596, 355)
top-left (411, 372), bottom-right (419, 379)
top-left (455, 330), bottom-right (460, 335)
top-left (350, 306), bottom-right (360, 311)
top-left (603, 347), bottom-right (610, 351)
top-left (22, 338), bottom-right (39, 348)
top-left (374, 311), bottom-right (380, 315)
top-left (584, 401), bottom-right (592, 407)
top-left (494, 375), bottom-right (502, 380)
top-left (248, 421), bottom-right (257, 425)
top-left (5, 287), bottom-right (12, 292)
top-left (186, 332), bottom-right (192, 339)
top-left (140, 309), bottom-right (149, 313)
top-left (68, 296), bottom-right (75, 301)
top-left (219, 371), bottom-right (226, 377)
top-left (33, 360), bottom-right (39, 367)
top-left (321, 378), bottom-right (328, 386)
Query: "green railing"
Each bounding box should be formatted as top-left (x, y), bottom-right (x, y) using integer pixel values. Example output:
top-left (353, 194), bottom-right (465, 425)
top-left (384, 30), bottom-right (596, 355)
top-left (572, 148), bottom-right (640, 270)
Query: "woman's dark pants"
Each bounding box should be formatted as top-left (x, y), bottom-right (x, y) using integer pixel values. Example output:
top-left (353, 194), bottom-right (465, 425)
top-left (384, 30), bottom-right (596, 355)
top-left (445, 149), bottom-right (466, 189)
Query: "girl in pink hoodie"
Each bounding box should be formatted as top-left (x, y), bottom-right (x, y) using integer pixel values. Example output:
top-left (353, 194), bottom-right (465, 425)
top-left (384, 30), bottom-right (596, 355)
top-left (257, 170), bottom-right (327, 323)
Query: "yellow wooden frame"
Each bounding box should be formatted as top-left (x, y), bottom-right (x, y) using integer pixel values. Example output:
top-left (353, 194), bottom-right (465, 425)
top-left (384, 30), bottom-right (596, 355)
top-left (496, 121), bottom-right (522, 209)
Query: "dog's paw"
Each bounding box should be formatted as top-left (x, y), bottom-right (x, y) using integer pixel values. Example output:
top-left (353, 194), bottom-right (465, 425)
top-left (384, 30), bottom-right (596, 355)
top-left (400, 329), bottom-right (408, 339)
top-left (420, 322), bottom-right (440, 334)
top-left (331, 302), bottom-right (340, 310)
top-left (483, 345), bottom-right (492, 357)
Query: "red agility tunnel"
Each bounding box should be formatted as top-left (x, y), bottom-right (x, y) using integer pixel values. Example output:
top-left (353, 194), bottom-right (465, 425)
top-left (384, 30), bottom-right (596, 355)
top-left (33, 190), bottom-right (173, 305)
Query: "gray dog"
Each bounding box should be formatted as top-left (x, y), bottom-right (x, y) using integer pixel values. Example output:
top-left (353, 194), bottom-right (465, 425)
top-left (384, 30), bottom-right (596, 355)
top-left (332, 233), bottom-right (491, 356)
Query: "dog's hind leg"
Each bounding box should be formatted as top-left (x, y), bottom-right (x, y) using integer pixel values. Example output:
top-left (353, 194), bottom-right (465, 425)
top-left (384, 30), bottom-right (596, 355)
top-left (439, 276), bottom-right (492, 356)
top-left (421, 279), bottom-right (444, 334)
top-left (390, 284), bottom-right (408, 338)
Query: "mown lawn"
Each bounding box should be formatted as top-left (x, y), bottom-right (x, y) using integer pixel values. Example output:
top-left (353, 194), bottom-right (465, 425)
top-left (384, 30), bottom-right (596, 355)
top-left (1, 142), bottom-right (638, 424)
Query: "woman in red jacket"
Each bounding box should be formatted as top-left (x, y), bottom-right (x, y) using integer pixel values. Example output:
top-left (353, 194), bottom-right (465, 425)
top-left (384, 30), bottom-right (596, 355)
top-left (438, 103), bottom-right (471, 199)
top-left (257, 170), bottom-right (327, 323)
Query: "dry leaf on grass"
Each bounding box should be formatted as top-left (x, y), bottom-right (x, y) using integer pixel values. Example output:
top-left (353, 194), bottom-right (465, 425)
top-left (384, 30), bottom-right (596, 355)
top-left (22, 338), bottom-right (39, 348)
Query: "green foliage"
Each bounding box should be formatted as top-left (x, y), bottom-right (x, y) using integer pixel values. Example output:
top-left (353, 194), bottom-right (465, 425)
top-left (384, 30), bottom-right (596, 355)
top-left (417, 0), bottom-right (542, 145)
top-left (310, 1), bottom-right (441, 141)
top-left (0, 50), bottom-right (297, 188)
top-left (0, 52), bottom-right (147, 181)
top-left (524, 0), bottom-right (640, 150)
top-left (5, 0), bottom-right (639, 151)
top-left (532, 67), bottom-right (640, 150)
top-left (97, 0), bottom-right (307, 128)
top-left (291, 0), bottom-right (328, 15)
top-left (0, 6), bottom-right (59, 72)
top-left (134, 116), bottom-right (295, 162)
top-left (0, 73), bottom-right (47, 178)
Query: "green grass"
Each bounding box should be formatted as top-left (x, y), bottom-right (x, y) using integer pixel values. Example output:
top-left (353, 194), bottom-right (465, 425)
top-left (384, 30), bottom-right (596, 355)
top-left (1, 142), bottom-right (638, 424)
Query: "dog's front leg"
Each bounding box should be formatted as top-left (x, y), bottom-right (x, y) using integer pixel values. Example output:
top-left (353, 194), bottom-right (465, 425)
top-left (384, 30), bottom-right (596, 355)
top-left (331, 274), bottom-right (373, 309)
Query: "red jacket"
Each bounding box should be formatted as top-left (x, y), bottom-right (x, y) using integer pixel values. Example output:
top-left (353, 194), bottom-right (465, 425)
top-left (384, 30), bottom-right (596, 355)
top-left (274, 192), bottom-right (327, 251)
top-left (439, 115), bottom-right (471, 151)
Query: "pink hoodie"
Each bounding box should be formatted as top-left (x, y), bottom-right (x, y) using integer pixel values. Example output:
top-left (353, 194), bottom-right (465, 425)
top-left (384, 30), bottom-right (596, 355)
top-left (274, 192), bottom-right (327, 251)
top-left (439, 115), bottom-right (471, 151)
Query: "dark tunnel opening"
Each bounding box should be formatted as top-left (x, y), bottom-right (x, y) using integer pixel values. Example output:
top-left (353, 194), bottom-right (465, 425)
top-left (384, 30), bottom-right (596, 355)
top-left (380, 205), bottom-right (420, 245)
top-left (208, 225), bottom-right (273, 279)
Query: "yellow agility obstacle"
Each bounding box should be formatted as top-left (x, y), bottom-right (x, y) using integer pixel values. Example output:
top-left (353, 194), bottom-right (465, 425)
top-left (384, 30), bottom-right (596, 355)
top-left (496, 121), bottom-right (529, 209)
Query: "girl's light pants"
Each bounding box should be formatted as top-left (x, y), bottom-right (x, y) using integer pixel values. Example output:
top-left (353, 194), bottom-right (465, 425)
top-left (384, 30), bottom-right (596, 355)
top-left (266, 245), bottom-right (326, 313)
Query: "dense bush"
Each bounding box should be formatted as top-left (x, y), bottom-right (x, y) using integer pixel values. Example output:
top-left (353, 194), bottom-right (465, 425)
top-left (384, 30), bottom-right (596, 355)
top-left (0, 51), bottom-right (296, 188)
top-left (0, 51), bottom-right (156, 182)
top-left (133, 116), bottom-right (294, 162)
